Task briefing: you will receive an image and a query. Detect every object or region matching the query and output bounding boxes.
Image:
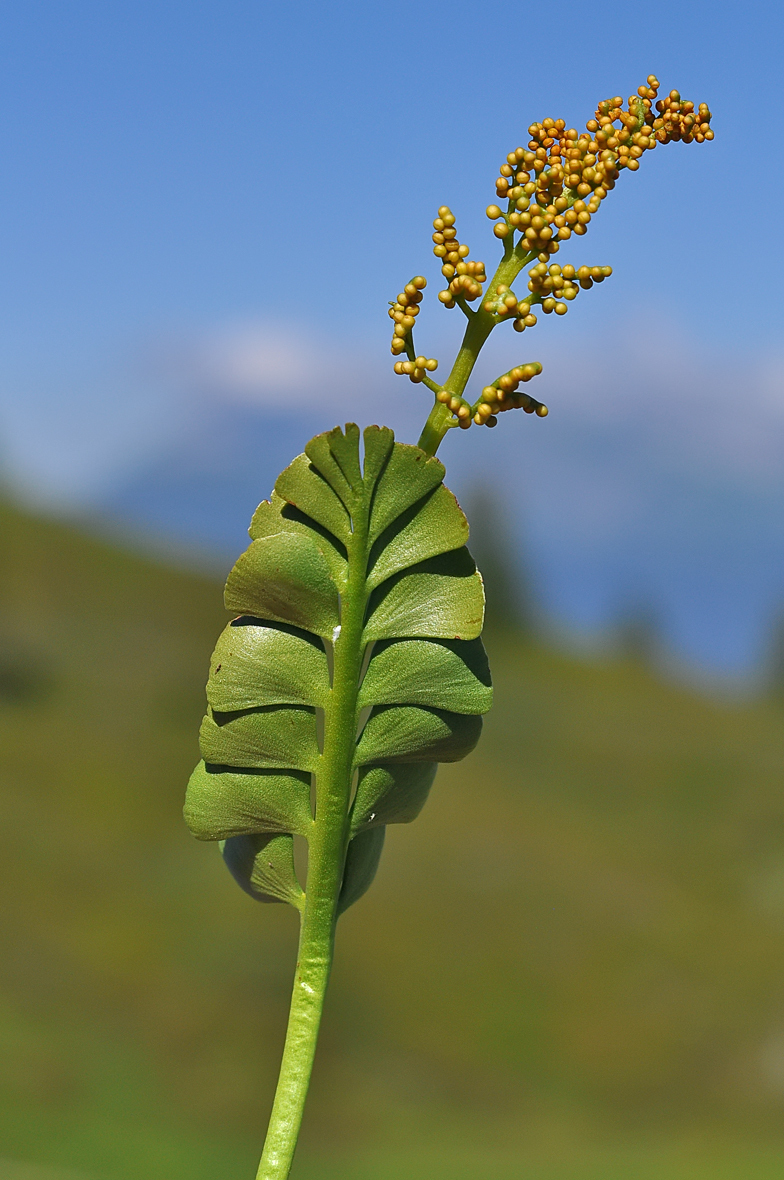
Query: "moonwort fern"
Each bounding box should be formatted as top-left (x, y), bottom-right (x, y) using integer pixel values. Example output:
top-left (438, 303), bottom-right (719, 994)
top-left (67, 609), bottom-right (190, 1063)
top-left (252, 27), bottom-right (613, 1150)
top-left (184, 76), bottom-right (712, 1180)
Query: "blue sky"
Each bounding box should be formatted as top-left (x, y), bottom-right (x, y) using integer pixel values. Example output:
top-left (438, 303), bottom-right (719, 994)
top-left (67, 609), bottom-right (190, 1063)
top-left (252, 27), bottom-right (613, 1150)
top-left (0, 1), bottom-right (782, 675)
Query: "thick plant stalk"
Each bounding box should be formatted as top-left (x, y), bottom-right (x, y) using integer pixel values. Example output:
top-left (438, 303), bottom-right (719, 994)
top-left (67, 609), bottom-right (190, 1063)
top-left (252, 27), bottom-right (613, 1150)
top-left (256, 909), bottom-right (333, 1178)
top-left (256, 470), bottom-right (370, 1178)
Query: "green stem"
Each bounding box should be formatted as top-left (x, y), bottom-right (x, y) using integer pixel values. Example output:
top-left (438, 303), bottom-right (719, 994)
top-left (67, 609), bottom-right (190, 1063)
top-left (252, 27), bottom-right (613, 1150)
top-left (454, 293), bottom-right (474, 320)
top-left (417, 241), bottom-right (536, 456)
top-left (256, 511), bottom-right (369, 1180)
top-left (403, 326), bottom-right (443, 396)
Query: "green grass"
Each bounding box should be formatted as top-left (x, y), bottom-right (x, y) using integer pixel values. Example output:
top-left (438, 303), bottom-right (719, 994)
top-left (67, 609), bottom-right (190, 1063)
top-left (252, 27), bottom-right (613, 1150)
top-left (2, 497), bottom-right (784, 1178)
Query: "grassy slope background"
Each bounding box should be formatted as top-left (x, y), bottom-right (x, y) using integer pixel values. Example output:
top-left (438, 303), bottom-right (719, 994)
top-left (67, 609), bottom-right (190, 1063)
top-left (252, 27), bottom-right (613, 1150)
top-left (2, 498), bottom-right (784, 1179)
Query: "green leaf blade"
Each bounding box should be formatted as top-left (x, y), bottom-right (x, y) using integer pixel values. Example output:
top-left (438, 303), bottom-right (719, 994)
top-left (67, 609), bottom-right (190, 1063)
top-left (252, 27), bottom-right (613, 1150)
top-left (274, 455), bottom-right (352, 547)
top-left (338, 827), bottom-right (386, 913)
top-left (360, 425), bottom-right (395, 490)
top-left (249, 493), bottom-right (348, 587)
top-left (363, 549), bottom-right (485, 643)
top-left (221, 833), bottom-right (305, 908)
top-left (358, 637), bottom-right (492, 714)
top-left (207, 619), bottom-right (330, 712)
top-left (185, 761), bottom-right (313, 840)
top-left (350, 762), bottom-right (437, 834)
top-left (199, 706), bottom-right (320, 773)
top-left (366, 484), bottom-right (469, 589)
top-left (355, 704), bottom-right (483, 766)
top-left (367, 443), bottom-right (445, 544)
top-left (224, 532), bottom-right (339, 639)
top-left (304, 428), bottom-right (358, 511)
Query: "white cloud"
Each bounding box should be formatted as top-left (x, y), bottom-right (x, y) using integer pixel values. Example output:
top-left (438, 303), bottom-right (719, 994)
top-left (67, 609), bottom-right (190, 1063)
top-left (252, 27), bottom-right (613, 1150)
top-left (146, 318), bottom-right (387, 413)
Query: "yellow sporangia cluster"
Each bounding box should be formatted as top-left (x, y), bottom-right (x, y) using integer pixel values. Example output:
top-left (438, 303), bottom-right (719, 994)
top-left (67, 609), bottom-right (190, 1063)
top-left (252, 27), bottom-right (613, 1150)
top-left (475, 363), bottom-right (547, 427)
top-left (525, 261), bottom-right (613, 318)
top-left (431, 206), bottom-right (468, 275)
top-left (493, 76), bottom-right (712, 227)
top-left (393, 356), bottom-right (439, 382)
top-left (431, 363), bottom-right (547, 430)
top-left (481, 283), bottom-right (538, 331)
top-left (389, 276), bottom-right (431, 359)
top-left (486, 190), bottom-right (601, 255)
top-left (438, 259), bottom-right (488, 308)
top-left (430, 205), bottom-right (488, 309)
top-left (389, 76), bottom-right (713, 431)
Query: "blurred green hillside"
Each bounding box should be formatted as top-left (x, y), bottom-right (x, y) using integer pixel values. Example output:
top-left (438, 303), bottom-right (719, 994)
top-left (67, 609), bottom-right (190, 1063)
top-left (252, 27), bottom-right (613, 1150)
top-left (2, 497), bottom-right (784, 1180)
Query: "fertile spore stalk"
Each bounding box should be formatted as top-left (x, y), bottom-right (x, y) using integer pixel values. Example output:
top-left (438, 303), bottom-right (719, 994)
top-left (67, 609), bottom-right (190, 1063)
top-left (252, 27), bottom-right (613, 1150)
top-left (391, 75), bottom-right (713, 456)
top-left (183, 75), bottom-right (712, 1180)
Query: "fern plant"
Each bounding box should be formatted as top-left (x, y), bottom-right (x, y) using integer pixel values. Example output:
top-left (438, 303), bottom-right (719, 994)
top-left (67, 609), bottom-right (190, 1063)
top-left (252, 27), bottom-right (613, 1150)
top-left (184, 76), bottom-right (712, 1179)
